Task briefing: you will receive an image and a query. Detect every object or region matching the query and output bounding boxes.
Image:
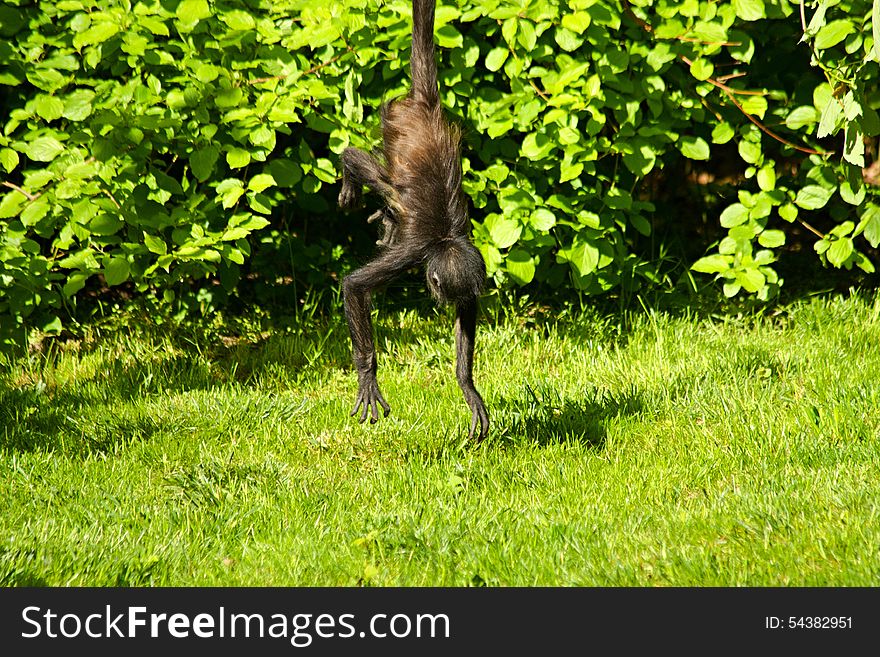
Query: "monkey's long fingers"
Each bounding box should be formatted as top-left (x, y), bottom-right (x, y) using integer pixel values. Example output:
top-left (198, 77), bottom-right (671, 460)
top-left (478, 409), bottom-right (490, 441)
top-left (468, 405), bottom-right (490, 442)
top-left (376, 390), bottom-right (391, 418)
top-left (351, 395), bottom-right (368, 423)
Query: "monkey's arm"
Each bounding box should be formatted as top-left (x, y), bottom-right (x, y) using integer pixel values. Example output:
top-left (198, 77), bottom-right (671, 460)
top-left (455, 296), bottom-right (489, 440)
top-left (338, 147), bottom-right (394, 210)
top-left (342, 250), bottom-right (414, 424)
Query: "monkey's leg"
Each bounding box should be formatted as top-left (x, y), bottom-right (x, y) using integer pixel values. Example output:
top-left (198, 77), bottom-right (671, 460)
top-left (342, 249), bottom-right (415, 424)
top-left (338, 147), bottom-right (394, 210)
top-left (455, 296), bottom-right (489, 440)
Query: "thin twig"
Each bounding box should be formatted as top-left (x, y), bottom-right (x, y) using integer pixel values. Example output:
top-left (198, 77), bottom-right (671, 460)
top-left (678, 55), bottom-right (765, 96)
top-left (797, 218), bottom-right (825, 239)
top-left (720, 86), bottom-right (826, 155)
top-left (1, 181), bottom-right (36, 201)
top-left (249, 46), bottom-right (355, 85)
top-left (675, 36), bottom-right (742, 47)
top-left (621, 0), bottom-right (830, 156)
top-left (102, 188), bottom-right (121, 210)
top-left (529, 79), bottom-right (550, 102)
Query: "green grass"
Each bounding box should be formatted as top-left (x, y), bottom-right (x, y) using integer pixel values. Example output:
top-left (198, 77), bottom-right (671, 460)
top-left (2, 292), bottom-right (880, 586)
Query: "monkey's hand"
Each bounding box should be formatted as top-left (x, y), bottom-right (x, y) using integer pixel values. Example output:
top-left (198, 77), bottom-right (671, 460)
top-left (338, 180), bottom-right (362, 210)
top-left (466, 394), bottom-right (490, 442)
top-left (351, 377), bottom-right (391, 424)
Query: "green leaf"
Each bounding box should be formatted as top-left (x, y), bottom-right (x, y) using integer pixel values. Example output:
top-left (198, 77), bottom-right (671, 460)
top-left (678, 136), bottom-right (710, 160)
top-left (736, 266), bottom-right (766, 293)
top-left (143, 232), bottom-right (167, 255)
top-left (42, 316), bottom-right (63, 334)
top-left (73, 22), bottom-right (120, 49)
top-left (795, 185), bottom-right (834, 210)
top-left (722, 281), bottom-right (741, 297)
top-left (738, 139), bottom-right (762, 165)
top-left (720, 203), bottom-right (749, 228)
top-left (814, 20), bottom-right (854, 50)
top-left (517, 21), bottom-right (536, 51)
top-left (758, 229), bottom-right (786, 248)
top-left (521, 132), bottom-right (554, 159)
top-left (711, 123), bottom-right (734, 144)
top-left (226, 148), bottom-right (251, 169)
top-left (24, 137), bottom-right (65, 162)
top-left (733, 0), bottom-right (765, 21)
top-left (221, 10), bottom-right (255, 31)
top-left (21, 200), bottom-right (50, 226)
top-left (560, 159), bottom-right (583, 182)
top-left (739, 95), bottom-right (767, 119)
top-left (784, 106), bottom-right (820, 131)
top-left (840, 179), bottom-right (865, 206)
top-left (62, 90), bottom-right (95, 121)
top-left (692, 254), bottom-right (732, 274)
top-left (606, 188), bottom-right (632, 210)
top-left (485, 214), bottom-right (521, 249)
top-left (778, 203), bottom-right (798, 222)
top-left (63, 274), bottom-right (89, 298)
top-left (561, 12), bottom-right (592, 34)
top-left (0, 148), bottom-right (18, 173)
top-left (874, 0), bottom-right (880, 62)
top-left (90, 214), bottom-right (123, 236)
top-left (804, 2), bottom-right (827, 39)
top-left (139, 16), bottom-right (170, 36)
top-left (34, 95), bottom-right (65, 121)
top-left (817, 98), bottom-right (842, 138)
top-left (857, 204), bottom-right (880, 248)
top-left (622, 143), bottom-right (656, 176)
top-left (629, 214), bottom-right (651, 236)
top-left (0, 190), bottom-right (26, 218)
top-left (829, 221), bottom-right (854, 238)
top-left (248, 173), bottom-right (276, 193)
top-left (267, 159), bottom-right (302, 187)
top-left (554, 27), bottom-right (584, 52)
top-left (530, 208), bottom-right (556, 231)
top-left (689, 58), bottom-right (714, 81)
top-left (485, 47), bottom-right (508, 72)
top-left (826, 237), bottom-right (854, 267)
top-left (103, 257), bottom-right (130, 286)
top-left (176, 0), bottom-right (211, 23)
top-left (190, 145), bottom-right (219, 182)
top-left (505, 248), bottom-right (536, 285)
top-left (756, 165), bottom-right (776, 191)
top-left (560, 240), bottom-right (600, 277)
top-left (217, 179), bottom-right (245, 209)
top-left (843, 126), bottom-right (865, 167)
top-left (436, 24), bottom-right (463, 48)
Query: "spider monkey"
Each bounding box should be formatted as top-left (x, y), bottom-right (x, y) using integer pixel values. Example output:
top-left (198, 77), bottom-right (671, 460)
top-left (338, 0), bottom-right (489, 440)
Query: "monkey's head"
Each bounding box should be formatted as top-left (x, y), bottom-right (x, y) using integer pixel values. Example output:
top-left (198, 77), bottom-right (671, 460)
top-left (426, 238), bottom-right (486, 305)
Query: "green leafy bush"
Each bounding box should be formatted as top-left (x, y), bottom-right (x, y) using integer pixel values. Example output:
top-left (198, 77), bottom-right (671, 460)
top-left (0, 0), bottom-right (878, 345)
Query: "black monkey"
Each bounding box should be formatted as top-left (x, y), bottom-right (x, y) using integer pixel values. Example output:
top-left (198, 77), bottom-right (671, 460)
top-left (338, 0), bottom-right (489, 440)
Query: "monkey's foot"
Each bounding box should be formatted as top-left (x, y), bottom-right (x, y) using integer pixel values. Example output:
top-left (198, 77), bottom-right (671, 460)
top-left (366, 208), bottom-right (386, 225)
top-left (367, 208), bottom-right (398, 247)
top-left (468, 400), bottom-right (490, 442)
top-left (351, 381), bottom-right (391, 424)
top-left (338, 182), bottom-right (361, 210)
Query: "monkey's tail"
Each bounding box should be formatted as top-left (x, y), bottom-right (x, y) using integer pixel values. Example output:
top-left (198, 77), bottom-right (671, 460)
top-left (411, 0), bottom-right (439, 107)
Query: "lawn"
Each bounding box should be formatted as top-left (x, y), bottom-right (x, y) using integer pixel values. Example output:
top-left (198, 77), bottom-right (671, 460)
top-left (1, 292), bottom-right (879, 586)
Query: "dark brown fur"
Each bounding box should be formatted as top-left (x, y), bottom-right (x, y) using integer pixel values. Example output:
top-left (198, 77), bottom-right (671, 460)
top-left (338, 0), bottom-right (489, 440)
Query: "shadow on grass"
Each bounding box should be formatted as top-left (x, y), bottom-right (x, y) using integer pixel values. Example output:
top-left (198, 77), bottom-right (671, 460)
top-left (493, 384), bottom-right (644, 449)
top-left (0, 385), bottom-right (164, 455)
